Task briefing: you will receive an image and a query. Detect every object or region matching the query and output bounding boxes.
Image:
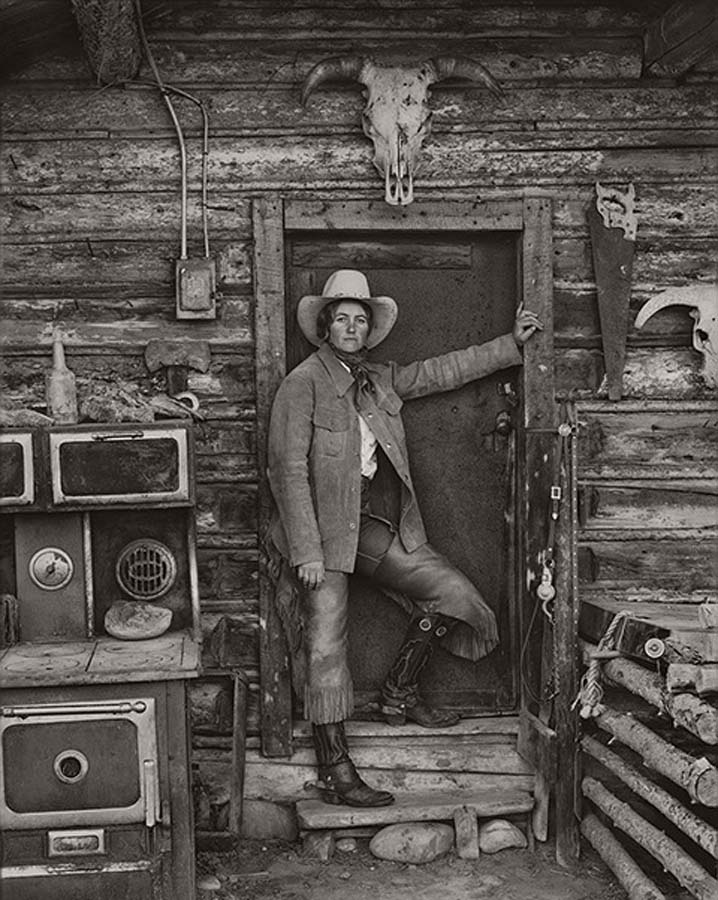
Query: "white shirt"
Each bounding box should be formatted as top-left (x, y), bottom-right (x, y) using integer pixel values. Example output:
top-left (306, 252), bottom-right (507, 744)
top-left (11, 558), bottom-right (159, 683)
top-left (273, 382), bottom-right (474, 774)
top-left (337, 360), bottom-right (378, 478)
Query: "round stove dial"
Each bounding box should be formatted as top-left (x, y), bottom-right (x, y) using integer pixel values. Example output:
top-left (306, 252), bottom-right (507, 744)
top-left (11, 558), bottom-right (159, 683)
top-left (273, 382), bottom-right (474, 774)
top-left (28, 547), bottom-right (74, 591)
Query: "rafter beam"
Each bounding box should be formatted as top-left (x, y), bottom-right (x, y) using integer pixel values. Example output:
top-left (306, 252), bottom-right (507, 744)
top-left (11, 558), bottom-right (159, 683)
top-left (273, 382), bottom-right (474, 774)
top-left (644, 0), bottom-right (718, 76)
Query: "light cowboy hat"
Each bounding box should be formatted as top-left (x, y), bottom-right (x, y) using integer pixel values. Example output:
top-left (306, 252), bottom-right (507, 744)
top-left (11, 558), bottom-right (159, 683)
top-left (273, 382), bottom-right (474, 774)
top-left (297, 269), bottom-right (398, 349)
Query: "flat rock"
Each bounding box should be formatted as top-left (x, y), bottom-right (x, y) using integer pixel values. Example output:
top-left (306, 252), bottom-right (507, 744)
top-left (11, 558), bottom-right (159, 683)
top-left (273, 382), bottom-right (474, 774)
top-left (478, 818), bottom-right (527, 853)
top-left (370, 822), bottom-right (454, 864)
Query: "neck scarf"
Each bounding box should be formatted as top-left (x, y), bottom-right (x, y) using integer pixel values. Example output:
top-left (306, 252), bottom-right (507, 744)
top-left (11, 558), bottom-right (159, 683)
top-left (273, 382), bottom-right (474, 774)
top-left (328, 342), bottom-right (375, 409)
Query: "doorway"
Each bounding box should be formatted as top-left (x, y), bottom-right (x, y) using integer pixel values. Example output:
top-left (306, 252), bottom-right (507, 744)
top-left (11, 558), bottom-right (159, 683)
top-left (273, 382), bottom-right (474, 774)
top-left (285, 231), bottom-right (520, 713)
top-left (254, 198), bottom-right (554, 756)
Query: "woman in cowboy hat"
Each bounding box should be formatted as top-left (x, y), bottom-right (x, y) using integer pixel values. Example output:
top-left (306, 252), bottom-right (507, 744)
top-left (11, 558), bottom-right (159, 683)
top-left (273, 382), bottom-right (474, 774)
top-left (266, 269), bottom-right (542, 808)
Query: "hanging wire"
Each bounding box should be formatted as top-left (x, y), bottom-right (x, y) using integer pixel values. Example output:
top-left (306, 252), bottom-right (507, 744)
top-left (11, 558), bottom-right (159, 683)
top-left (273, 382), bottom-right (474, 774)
top-left (133, 0), bottom-right (188, 258)
top-left (130, 80), bottom-right (212, 258)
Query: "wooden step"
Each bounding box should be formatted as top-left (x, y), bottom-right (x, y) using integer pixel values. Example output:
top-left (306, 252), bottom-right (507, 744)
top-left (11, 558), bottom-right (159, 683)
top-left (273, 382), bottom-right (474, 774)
top-left (296, 789), bottom-right (534, 830)
top-left (293, 716), bottom-right (519, 739)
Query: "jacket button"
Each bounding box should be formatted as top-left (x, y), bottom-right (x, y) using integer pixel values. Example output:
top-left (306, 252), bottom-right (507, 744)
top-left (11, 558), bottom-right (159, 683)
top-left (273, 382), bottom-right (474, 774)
top-left (386, 442), bottom-right (392, 449)
top-left (349, 523), bottom-right (356, 530)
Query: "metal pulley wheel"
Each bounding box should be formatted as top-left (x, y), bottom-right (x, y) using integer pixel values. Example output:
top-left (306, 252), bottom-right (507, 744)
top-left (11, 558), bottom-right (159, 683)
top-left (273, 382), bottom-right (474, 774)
top-left (644, 637), bottom-right (665, 659)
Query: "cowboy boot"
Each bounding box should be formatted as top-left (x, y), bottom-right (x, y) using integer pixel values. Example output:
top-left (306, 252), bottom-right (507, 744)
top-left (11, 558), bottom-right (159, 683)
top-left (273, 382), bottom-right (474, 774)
top-left (312, 721), bottom-right (395, 807)
top-left (381, 614), bottom-right (461, 728)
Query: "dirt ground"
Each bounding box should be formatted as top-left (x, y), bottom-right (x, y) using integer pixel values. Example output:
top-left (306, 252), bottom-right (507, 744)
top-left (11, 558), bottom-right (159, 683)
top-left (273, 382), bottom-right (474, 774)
top-left (196, 837), bottom-right (693, 900)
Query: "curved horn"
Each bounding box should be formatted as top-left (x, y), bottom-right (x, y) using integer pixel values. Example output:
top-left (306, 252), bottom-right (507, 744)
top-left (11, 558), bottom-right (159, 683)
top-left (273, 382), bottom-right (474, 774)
top-left (635, 290), bottom-right (696, 329)
top-left (300, 56), bottom-right (365, 106)
top-left (428, 55), bottom-right (504, 98)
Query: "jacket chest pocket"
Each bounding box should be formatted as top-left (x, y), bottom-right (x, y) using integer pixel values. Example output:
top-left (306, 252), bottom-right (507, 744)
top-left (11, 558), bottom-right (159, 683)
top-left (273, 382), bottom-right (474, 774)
top-left (312, 408), bottom-right (350, 458)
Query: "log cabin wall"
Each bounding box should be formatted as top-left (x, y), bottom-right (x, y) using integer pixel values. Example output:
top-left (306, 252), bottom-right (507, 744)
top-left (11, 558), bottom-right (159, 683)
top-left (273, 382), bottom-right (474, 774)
top-left (1, 0), bottom-right (716, 844)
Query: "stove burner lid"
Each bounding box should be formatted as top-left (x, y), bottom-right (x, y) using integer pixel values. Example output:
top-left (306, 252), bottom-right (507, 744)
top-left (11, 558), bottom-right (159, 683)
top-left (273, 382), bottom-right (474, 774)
top-left (115, 539), bottom-right (177, 601)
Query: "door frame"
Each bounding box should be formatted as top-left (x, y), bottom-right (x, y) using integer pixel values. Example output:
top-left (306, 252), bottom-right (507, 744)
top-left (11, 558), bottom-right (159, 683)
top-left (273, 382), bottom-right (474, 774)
top-left (253, 196), bottom-right (555, 758)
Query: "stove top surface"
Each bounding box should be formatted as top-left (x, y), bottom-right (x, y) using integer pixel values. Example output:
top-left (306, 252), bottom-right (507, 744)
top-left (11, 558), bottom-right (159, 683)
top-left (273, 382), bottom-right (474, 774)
top-left (0, 631), bottom-right (200, 687)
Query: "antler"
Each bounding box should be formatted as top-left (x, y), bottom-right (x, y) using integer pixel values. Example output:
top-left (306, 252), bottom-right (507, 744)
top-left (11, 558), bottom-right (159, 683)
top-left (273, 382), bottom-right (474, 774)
top-left (300, 56), bottom-right (365, 106)
top-left (428, 55), bottom-right (504, 98)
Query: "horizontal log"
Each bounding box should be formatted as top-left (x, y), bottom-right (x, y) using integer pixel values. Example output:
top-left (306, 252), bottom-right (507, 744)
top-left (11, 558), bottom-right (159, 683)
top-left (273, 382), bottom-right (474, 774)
top-left (666, 664), bottom-right (718, 697)
top-left (155, 7), bottom-right (652, 37)
top-left (562, 347), bottom-right (716, 400)
top-left (594, 707), bottom-right (718, 806)
top-left (3, 138), bottom-right (717, 193)
top-left (582, 735), bottom-right (718, 858)
top-left (581, 642), bottom-right (718, 744)
top-left (578, 539), bottom-right (718, 591)
top-left (5, 34), bottom-right (645, 88)
top-left (583, 777), bottom-right (718, 900)
top-left (5, 81), bottom-right (716, 137)
top-left (0, 239), bottom-right (252, 289)
top-left (4, 184), bottom-right (716, 240)
top-left (2, 234), bottom-right (714, 300)
top-left (578, 409), bottom-right (718, 481)
top-left (580, 813), bottom-right (667, 900)
top-left (579, 485), bottom-right (718, 533)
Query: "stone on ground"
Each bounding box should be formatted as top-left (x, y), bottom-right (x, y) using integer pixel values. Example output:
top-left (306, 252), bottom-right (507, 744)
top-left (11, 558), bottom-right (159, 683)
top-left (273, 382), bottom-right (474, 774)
top-left (478, 818), bottom-right (527, 853)
top-left (370, 822), bottom-right (454, 863)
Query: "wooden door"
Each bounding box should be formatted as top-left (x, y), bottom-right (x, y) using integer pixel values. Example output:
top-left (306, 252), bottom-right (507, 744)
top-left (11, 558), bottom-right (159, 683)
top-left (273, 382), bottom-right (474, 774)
top-left (285, 230), bottom-right (521, 713)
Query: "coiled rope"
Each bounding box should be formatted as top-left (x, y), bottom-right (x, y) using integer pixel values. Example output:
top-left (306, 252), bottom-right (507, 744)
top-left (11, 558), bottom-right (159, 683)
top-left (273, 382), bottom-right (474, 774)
top-left (574, 611), bottom-right (627, 719)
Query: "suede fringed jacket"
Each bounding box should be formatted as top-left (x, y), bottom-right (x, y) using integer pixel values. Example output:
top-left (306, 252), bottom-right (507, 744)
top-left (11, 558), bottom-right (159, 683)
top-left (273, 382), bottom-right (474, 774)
top-left (267, 335), bottom-right (522, 573)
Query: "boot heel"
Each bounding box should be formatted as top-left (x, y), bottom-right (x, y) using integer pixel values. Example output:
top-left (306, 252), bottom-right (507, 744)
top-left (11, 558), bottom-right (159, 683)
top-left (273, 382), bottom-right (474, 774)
top-left (319, 789), bottom-right (343, 805)
top-left (382, 707), bottom-right (406, 727)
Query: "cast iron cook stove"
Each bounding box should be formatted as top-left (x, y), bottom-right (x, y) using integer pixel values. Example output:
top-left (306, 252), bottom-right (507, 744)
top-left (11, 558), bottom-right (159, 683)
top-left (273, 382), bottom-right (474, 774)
top-left (0, 422), bottom-right (200, 900)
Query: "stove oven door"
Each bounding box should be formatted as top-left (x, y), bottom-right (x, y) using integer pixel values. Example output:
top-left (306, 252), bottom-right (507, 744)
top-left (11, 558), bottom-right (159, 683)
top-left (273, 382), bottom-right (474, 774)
top-left (0, 698), bottom-right (160, 830)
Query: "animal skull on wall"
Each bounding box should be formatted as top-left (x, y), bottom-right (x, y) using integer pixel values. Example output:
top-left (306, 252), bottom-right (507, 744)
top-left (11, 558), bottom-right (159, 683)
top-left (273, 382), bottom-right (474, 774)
top-left (301, 56), bottom-right (503, 205)
top-left (635, 285), bottom-right (718, 389)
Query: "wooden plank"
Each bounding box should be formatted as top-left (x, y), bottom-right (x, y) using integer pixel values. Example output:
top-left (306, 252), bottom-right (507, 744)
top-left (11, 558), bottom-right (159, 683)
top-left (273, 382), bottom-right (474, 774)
top-left (243, 741), bottom-right (532, 774)
top-left (580, 597), bottom-right (718, 663)
top-left (284, 198), bottom-right (523, 232)
top-left (253, 195), bottom-right (292, 758)
top-left (291, 239), bottom-right (473, 269)
top-left (294, 716), bottom-right (519, 738)
top-left (553, 449), bottom-right (580, 866)
top-left (454, 807), bottom-right (481, 860)
top-left (644, 0), bottom-right (718, 76)
top-left (240, 756), bottom-right (535, 804)
top-left (164, 681), bottom-right (196, 900)
top-left (296, 790), bottom-right (533, 830)
top-left (517, 709), bottom-right (556, 842)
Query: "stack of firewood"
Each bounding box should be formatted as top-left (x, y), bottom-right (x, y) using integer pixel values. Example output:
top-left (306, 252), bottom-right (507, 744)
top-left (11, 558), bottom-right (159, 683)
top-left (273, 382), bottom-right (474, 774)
top-left (579, 629), bottom-right (718, 900)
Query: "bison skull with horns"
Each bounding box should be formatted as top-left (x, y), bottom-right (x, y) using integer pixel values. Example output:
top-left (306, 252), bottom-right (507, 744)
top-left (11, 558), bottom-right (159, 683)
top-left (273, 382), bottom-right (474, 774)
top-left (301, 56), bottom-right (503, 205)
